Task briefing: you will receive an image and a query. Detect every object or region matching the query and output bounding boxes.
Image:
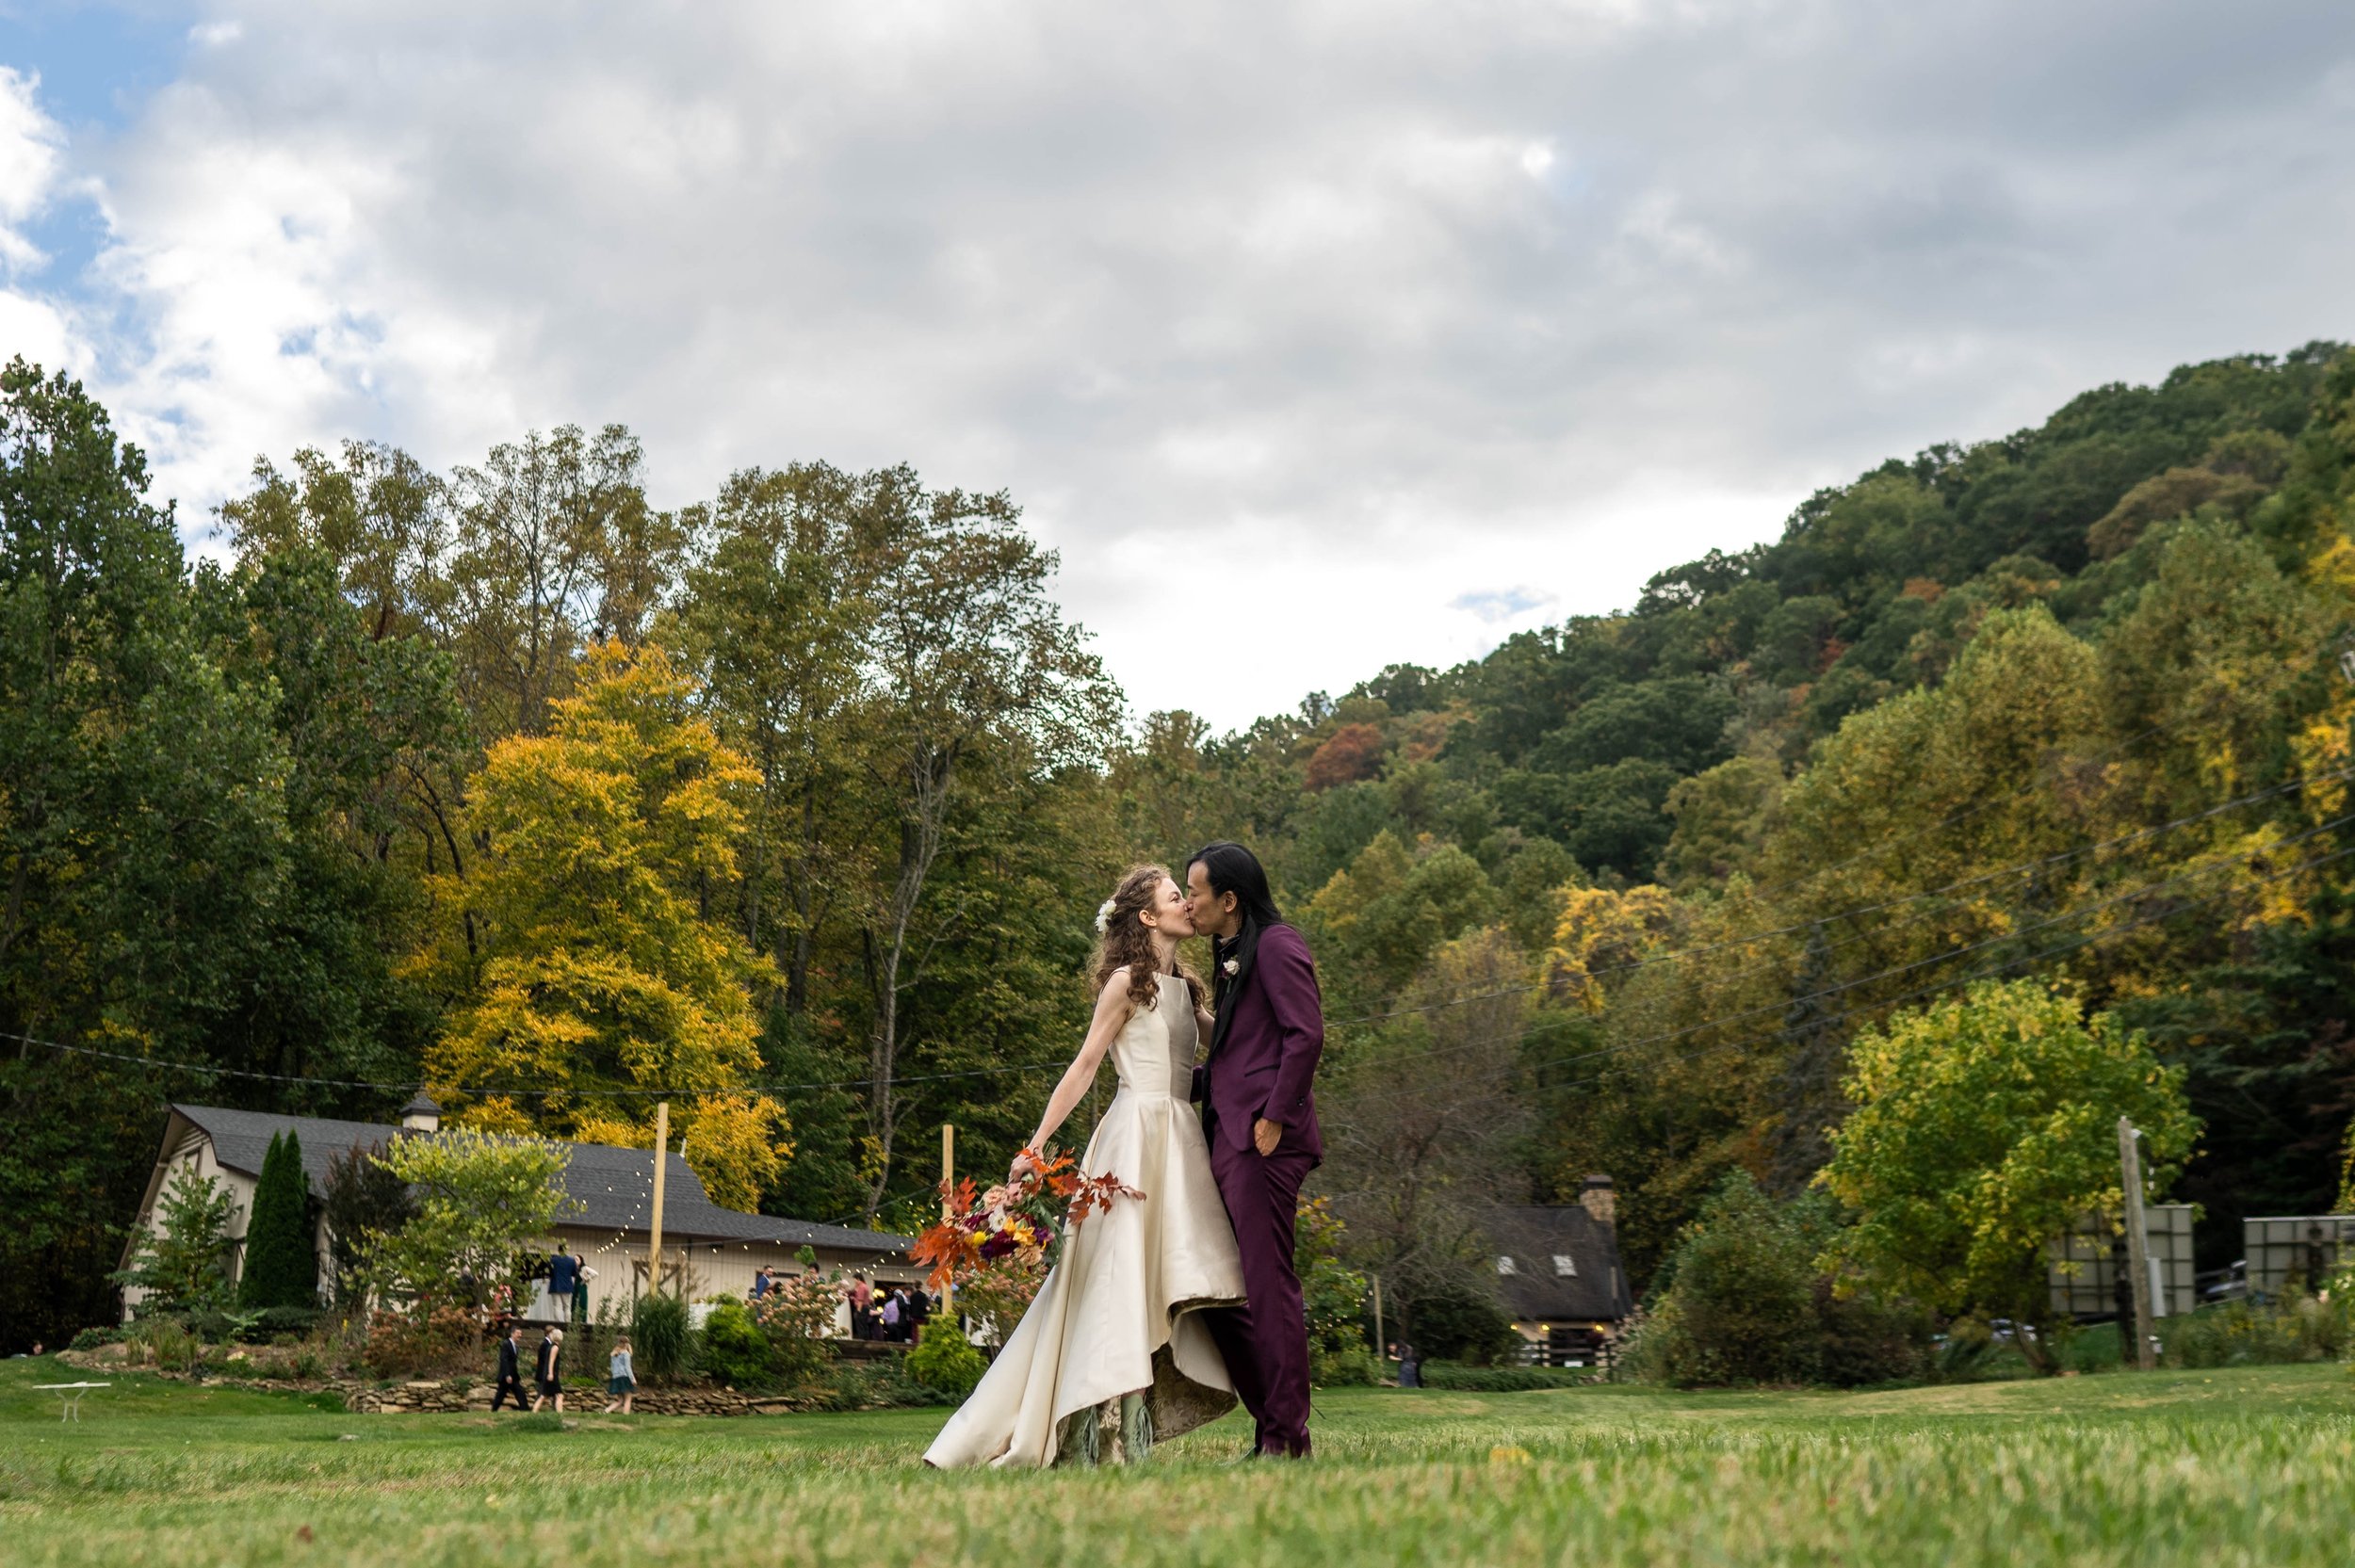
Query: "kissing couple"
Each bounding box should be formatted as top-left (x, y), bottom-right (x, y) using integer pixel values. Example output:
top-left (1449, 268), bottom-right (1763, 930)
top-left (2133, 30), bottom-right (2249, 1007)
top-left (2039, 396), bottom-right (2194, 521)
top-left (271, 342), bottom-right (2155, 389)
top-left (923, 841), bottom-right (1325, 1467)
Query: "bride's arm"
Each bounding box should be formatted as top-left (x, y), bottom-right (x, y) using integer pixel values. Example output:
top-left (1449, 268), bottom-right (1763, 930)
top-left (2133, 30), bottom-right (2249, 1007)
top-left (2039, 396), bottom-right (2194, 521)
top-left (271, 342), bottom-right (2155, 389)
top-left (1014, 973), bottom-right (1132, 1180)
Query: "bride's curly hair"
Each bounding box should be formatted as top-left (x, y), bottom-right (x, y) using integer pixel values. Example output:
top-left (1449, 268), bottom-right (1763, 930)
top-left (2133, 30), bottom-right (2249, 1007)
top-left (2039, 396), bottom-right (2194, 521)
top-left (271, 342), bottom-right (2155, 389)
top-left (1092, 864), bottom-right (1206, 1018)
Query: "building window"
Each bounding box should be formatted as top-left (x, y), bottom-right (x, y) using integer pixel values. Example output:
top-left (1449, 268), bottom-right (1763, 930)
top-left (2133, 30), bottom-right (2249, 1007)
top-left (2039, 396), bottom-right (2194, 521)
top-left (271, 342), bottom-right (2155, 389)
top-left (1496, 1255), bottom-right (1518, 1275)
top-left (1552, 1253), bottom-right (1578, 1277)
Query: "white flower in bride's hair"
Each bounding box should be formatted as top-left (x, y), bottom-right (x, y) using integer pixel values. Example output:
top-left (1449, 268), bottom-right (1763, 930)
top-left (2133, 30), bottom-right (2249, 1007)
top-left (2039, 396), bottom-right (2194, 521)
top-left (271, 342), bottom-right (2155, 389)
top-left (1222, 958), bottom-right (1240, 977)
top-left (1095, 897), bottom-right (1117, 934)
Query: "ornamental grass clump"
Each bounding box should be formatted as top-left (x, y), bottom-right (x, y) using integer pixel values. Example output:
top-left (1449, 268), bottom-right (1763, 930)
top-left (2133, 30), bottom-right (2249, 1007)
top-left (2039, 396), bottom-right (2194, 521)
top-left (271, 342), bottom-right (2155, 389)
top-left (2166, 1287), bottom-right (2349, 1367)
top-left (631, 1292), bottom-right (690, 1383)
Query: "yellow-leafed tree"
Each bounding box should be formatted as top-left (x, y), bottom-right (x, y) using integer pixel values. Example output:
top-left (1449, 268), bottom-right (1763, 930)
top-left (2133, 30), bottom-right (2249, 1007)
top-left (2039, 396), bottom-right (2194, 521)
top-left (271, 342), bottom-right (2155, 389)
top-left (426, 640), bottom-right (790, 1210)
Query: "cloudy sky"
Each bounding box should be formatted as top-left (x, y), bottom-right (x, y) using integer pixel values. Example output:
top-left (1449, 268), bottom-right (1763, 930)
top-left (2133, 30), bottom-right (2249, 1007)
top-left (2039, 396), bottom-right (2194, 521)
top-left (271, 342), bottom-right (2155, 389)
top-left (2, 3), bottom-right (2351, 728)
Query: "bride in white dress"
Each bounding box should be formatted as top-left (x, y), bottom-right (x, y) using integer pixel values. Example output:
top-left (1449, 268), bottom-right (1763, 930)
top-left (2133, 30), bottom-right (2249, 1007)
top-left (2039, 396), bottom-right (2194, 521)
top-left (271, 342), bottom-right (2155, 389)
top-left (923, 865), bottom-right (1247, 1468)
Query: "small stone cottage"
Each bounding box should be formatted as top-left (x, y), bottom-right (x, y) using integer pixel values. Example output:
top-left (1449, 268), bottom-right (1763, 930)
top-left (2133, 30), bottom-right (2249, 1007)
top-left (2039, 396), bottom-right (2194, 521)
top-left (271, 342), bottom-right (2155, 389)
top-left (1486, 1177), bottom-right (1633, 1366)
top-left (122, 1098), bottom-right (914, 1320)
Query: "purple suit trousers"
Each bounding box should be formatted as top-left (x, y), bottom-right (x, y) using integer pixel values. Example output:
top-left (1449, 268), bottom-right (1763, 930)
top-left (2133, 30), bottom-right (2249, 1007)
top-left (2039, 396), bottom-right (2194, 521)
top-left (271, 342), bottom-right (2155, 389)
top-left (1194, 921), bottom-right (1324, 1456)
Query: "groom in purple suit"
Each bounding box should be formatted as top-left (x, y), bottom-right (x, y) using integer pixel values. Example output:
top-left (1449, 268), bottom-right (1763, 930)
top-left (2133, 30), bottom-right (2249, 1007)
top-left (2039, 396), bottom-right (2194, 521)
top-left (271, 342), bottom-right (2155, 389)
top-left (1185, 841), bottom-right (1324, 1459)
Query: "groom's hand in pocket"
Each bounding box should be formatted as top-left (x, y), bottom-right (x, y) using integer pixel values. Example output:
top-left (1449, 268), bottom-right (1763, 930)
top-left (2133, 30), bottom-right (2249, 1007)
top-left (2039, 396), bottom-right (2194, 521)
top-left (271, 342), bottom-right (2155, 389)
top-left (1253, 1119), bottom-right (1282, 1156)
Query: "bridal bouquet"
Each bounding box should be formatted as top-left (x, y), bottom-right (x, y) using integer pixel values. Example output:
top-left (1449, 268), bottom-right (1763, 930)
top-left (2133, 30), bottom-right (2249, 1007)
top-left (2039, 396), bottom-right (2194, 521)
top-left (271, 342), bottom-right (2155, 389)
top-left (910, 1149), bottom-right (1143, 1325)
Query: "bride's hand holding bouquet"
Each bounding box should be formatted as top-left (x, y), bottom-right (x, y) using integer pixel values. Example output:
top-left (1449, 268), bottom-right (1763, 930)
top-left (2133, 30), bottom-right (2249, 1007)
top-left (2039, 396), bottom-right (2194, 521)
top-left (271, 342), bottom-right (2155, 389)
top-left (911, 1146), bottom-right (1144, 1328)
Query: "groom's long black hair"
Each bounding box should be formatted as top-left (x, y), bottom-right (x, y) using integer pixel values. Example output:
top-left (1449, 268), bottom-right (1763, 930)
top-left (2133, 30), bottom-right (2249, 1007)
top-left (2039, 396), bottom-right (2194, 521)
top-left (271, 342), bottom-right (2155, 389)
top-left (1191, 842), bottom-right (1284, 1044)
top-left (1189, 840), bottom-right (1283, 940)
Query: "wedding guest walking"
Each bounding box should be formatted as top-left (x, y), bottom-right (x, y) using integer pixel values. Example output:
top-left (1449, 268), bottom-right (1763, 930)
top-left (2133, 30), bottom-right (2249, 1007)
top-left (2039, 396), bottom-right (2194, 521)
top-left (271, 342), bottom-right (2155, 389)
top-left (530, 1327), bottom-right (566, 1414)
top-left (604, 1335), bottom-right (636, 1414)
top-left (492, 1325), bottom-right (528, 1413)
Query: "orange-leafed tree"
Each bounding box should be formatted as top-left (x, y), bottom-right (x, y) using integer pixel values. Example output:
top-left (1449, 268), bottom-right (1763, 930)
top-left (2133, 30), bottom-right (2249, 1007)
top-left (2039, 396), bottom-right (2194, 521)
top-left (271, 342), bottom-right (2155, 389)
top-left (1305, 722), bottom-right (1386, 790)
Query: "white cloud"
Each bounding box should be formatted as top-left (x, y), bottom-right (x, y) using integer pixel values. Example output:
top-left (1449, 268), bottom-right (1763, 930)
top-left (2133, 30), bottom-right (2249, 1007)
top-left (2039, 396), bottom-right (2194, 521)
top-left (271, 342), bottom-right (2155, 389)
top-left (10, 1), bottom-right (2354, 725)
top-left (0, 68), bottom-right (88, 377)
top-left (0, 67), bottom-right (66, 272)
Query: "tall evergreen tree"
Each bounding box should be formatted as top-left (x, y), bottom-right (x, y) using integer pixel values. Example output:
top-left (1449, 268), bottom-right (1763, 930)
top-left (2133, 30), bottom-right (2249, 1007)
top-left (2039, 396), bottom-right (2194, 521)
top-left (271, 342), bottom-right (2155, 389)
top-left (238, 1130), bottom-right (317, 1310)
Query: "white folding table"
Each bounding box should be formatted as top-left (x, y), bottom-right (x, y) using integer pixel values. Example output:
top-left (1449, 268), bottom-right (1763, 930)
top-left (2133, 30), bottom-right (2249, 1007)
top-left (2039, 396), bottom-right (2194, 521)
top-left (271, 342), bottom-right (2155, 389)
top-left (33, 1382), bottom-right (108, 1421)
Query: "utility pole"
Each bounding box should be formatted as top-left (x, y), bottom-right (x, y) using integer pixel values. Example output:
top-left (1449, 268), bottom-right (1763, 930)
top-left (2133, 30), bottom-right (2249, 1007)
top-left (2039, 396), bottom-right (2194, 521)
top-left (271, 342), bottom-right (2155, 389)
top-left (2118, 1115), bottom-right (2156, 1370)
top-left (648, 1102), bottom-right (670, 1301)
top-left (940, 1123), bottom-right (955, 1316)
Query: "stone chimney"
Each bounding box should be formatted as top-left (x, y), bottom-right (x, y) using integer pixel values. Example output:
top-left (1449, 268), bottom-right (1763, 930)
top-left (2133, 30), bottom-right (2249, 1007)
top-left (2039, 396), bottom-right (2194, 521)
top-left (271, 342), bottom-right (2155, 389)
top-left (399, 1091), bottom-right (442, 1133)
top-left (1579, 1174), bottom-right (1616, 1228)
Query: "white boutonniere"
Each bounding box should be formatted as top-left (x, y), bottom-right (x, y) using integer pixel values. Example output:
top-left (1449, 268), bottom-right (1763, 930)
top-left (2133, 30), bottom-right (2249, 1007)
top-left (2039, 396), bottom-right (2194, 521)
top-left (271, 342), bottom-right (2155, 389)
top-left (1222, 958), bottom-right (1240, 977)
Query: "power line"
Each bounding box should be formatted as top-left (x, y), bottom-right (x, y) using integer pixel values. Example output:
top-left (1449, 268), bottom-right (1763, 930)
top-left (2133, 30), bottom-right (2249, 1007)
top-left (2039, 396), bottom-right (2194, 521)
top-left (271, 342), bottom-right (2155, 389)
top-left (4, 1030), bottom-right (1072, 1102)
top-left (1320, 766), bottom-right (2355, 1032)
top-left (1325, 821), bottom-right (2355, 1106)
top-left (14, 760), bottom-right (2345, 1109)
top-left (1543, 837), bottom-right (2355, 1096)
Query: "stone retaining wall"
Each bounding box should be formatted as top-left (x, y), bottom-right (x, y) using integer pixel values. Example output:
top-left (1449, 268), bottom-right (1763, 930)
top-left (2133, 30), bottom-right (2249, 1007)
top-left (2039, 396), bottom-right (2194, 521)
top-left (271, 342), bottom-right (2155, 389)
top-left (56, 1350), bottom-right (812, 1416)
top-left (339, 1379), bottom-right (796, 1415)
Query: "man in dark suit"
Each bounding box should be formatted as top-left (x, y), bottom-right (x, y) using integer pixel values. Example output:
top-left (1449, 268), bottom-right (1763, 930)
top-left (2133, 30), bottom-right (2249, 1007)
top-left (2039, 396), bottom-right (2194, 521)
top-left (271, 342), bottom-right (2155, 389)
top-left (1186, 840), bottom-right (1324, 1459)
top-left (492, 1325), bottom-right (527, 1413)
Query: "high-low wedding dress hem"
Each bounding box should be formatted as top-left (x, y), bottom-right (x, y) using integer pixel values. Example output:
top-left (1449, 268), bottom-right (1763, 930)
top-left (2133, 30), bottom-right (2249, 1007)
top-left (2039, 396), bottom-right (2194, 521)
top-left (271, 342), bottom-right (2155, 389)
top-left (923, 975), bottom-right (1246, 1469)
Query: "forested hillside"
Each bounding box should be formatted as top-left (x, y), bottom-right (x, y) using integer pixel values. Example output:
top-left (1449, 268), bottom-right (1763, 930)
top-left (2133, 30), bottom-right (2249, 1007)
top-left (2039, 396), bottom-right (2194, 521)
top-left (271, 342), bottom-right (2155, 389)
top-left (6, 341), bottom-right (2355, 1350)
top-left (1159, 340), bottom-right (2355, 1303)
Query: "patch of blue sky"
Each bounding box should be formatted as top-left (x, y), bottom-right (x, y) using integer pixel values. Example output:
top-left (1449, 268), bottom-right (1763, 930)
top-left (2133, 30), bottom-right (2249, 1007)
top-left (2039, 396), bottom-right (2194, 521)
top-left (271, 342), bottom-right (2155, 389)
top-left (2, 4), bottom-right (196, 282)
top-left (1, 2), bottom-right (195, 134)
top-left (1452, 586), bottom-right (1558, 624)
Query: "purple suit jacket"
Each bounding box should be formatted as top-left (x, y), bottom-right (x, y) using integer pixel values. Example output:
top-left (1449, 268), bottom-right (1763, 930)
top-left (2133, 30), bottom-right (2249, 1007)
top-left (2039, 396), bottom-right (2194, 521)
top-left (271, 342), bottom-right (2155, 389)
top-left (1192, 922), bottom-right (1324, 1162)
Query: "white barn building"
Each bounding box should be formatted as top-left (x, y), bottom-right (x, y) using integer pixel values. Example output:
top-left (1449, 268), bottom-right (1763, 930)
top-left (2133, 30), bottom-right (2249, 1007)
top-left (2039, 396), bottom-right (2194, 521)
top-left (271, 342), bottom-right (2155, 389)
top-left (122, 1098), bottom-right (915, 1321)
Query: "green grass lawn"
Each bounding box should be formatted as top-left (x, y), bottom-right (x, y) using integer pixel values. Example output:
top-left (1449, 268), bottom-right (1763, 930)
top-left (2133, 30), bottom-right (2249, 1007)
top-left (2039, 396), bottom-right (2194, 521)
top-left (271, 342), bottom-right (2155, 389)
top-left (0, 1353), bottom-right (2346, 1566)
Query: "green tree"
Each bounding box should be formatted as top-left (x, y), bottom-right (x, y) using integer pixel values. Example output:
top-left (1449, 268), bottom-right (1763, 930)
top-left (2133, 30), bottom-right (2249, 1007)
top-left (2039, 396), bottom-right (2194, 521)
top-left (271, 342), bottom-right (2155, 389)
top-left (365, 1126), bottom-right (577, 1302)
top-left (1819, 980), bottom-right (2197, 1373)
top-left (319, 1140), bottom-right (414, 1309)
top-left (1639, 1172), bottom-right (1823, 1385)
top-left (1323, 929), bottom-right (1530, 1341)
top-left (444, 424), bottom-right (676, 738)
top-left (0, 360), bottom-right (291, 1349)
top-left (669, 464), bottom-right (869, 1017)
top-left (237, 1130), bottom-right (317, 1310)
top-left (1295, 1196), bottom-right (1371, 1359)
top-left (846, 471), bottom-right (1118, 1210)
top-left (114, 1166), bottom-right (236, 1316)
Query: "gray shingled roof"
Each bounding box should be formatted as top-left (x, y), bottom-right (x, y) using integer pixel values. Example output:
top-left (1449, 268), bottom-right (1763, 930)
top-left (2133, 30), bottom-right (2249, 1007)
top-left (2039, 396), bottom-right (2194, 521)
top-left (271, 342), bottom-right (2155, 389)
top-left (170, 1104), bottom-right (906, 1256)
top-left (1486, 1204), bottom-right (1632, 1322)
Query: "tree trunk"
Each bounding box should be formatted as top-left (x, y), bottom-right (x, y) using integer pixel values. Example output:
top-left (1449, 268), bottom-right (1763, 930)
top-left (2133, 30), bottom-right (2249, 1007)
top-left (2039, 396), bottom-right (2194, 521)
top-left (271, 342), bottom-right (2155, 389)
top-left (859, 747), bottom-right (953, 1213)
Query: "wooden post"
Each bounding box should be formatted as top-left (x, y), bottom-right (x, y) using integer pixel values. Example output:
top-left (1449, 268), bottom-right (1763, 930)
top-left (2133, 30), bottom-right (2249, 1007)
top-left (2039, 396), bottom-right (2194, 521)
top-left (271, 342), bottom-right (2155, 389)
top-left (940, 1123), bottom-right (955, 1316)
top-left (648, 1102), bottom-right (670, 1301)
top-left (1371, 1272), bottom-right (1385, 1362)
top-left (2119, 1116), bottom-right (2156, 1370)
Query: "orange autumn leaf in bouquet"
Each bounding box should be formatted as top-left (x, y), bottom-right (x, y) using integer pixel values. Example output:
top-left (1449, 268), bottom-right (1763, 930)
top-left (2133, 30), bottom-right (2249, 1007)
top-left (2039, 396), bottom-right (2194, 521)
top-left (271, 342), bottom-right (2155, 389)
top-left (910, 1148), bottom-right (1144, 1297)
